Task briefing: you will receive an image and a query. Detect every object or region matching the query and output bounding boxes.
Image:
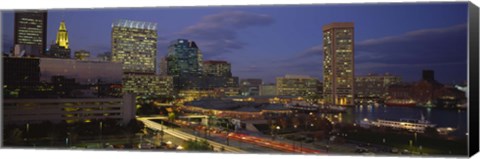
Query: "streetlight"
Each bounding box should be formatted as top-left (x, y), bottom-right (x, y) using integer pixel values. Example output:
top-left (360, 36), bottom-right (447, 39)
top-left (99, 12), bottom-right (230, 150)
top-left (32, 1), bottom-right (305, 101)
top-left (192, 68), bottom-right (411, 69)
top-left (25, 123), bottom-right (30, 144)
top-left (293, 125), bottom-right (298, 152)
top-left (166, 140), bottom-right (172, 149)
top-left (276, 126), bottom-right (280, 136)
top-left (99, 121), bottom-right (103, 147)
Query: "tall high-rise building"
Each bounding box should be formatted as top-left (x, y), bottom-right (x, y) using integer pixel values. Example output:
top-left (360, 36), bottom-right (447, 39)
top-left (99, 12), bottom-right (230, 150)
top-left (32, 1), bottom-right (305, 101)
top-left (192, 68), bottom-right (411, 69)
top-left (13, 10), bottom-right (47, 57)
top-left (48, 20), bottom-right (71, 58)
top-left (323, 22), bottom-right (355, 106)
top-left (166, 39), bottom-right (203, 77)
top-left (111, 19), bottom-right (170, 97)
top-left (166, 39), bottom-right (204, 90)
top-left (112, 19), bottom-right (157, 74)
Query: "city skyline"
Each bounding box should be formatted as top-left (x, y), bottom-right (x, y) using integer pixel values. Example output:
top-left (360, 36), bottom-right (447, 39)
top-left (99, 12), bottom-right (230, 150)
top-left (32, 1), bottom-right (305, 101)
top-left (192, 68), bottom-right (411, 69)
top-left (1, 3), bottom-right (468, 84)
top-left (1, 3), bottom-right (474, 156)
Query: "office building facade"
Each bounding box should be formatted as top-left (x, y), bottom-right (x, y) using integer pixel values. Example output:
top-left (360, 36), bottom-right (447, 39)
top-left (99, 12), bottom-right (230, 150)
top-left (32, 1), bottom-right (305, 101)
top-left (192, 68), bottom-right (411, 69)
top-left (13, 10), bottom-right (48, 57)
top-left (166, 39), bottom-right (203, 77)
top-left (203, 60), bottom-right (232, 77)
top-left (276, 75), bottom-right (320, 97)
top-left (112, 19), bottom-right (157, 74)
top-left (355, 73), bottom-right (401, 99)
top-left (260, 84), bottom-right (277, 96)
top-left (123, 74), bottom-right (174, 97)
top-left (111, 19), bottom-right (163, 97)
top-left (3, 93), bottom-right (136, 124)
top-left (323, 22), bottom-right (355, 106)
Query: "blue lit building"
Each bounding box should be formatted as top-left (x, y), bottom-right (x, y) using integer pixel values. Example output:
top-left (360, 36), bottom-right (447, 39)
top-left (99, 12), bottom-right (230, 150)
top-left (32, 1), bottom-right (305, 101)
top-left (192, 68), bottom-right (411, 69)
top-left (166, 39), bottom-right (203, 77)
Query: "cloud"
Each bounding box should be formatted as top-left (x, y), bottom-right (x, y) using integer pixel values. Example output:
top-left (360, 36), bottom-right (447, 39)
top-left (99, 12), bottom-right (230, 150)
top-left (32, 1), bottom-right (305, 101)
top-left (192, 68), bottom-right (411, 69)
top-left (355, 24), bottom-right (467, 65)
top-left (275, 23), bottom-right (467, 83)
top-left (297, 44), bottom-right (323, 59)
top-left (176, 11), bottom-right (274, 58)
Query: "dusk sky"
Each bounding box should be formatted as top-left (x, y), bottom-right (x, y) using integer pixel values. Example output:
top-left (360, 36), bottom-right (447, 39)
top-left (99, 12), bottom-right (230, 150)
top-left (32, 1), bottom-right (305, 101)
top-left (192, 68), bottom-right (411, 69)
top-left (1, 2), bottom-right (469, 84)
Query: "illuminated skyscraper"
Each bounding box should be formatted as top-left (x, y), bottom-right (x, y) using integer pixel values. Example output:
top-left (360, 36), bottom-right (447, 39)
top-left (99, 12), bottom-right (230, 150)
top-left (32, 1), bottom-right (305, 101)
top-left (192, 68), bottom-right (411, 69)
top-left (48, 20), bottom-right (71, 58)
top-left (323, 22), bottom-right (355, 106)
top-left (166, 39), bottom-right (203, 77)
top-left (165, 39), bottom-right (204, 90)
top-left (13, 10), bottom-right (47, 57)
top-left (111, 19), bottom-right (172, 97)
top-left (112, 19), bottom-right (157, 74)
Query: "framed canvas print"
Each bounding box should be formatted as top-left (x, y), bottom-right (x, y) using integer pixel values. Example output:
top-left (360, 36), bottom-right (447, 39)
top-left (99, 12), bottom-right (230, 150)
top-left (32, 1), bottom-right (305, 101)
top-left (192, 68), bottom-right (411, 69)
top-left (1, 0), bottom-right (479, 158)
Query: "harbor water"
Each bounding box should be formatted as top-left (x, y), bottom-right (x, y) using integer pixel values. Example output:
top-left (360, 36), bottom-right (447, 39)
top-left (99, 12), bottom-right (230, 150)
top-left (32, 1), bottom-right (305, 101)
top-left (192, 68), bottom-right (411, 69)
top-left (337, 104), bottom-right (467, 137)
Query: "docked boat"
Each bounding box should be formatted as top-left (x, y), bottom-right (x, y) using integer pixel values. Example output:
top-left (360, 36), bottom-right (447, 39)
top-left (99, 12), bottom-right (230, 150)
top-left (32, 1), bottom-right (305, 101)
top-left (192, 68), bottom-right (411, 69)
top-left (370, 115), bottom-right (436, 133)
top-left (384, 99), bottom-right (416, 107)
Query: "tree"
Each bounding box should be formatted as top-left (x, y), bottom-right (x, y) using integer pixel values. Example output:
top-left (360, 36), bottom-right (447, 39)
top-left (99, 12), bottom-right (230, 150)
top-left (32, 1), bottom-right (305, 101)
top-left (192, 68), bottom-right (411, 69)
top-left (168, 112), bottom-right (176, 122)
top-left (183, 139), bottom-right (213, 151)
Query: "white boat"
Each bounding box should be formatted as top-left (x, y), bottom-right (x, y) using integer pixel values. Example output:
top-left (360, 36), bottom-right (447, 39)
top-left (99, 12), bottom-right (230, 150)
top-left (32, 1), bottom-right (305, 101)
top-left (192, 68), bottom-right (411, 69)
top-left (370, 115), bottom-right (436, 133)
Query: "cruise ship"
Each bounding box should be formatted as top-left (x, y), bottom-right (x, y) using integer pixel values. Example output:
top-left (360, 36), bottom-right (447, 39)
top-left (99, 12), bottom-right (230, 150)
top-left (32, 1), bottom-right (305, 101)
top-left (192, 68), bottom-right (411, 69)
top-left (370, 115), bottom-right (436, 133)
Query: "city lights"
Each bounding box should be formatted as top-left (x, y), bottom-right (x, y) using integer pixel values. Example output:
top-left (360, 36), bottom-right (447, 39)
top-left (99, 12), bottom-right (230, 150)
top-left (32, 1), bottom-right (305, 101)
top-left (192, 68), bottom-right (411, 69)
top-left (1, 3), bottom-right (472, 156)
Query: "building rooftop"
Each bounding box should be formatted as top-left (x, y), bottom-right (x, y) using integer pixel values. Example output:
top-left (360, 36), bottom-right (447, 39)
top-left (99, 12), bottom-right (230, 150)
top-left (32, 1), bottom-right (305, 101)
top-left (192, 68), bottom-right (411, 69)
top-left (112, 19), bottom-right (157, 30)
top-left (322, 22), bottom-right (354, 31)
top-left (203, 60), bottom-right (230, 64)
top-left (186, 99), bottom-right (289, 112)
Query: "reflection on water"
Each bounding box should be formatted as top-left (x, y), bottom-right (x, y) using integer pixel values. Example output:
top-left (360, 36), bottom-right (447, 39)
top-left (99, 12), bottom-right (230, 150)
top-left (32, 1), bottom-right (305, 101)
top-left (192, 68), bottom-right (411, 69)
top-left (339, 104), bottom-right (467, 137)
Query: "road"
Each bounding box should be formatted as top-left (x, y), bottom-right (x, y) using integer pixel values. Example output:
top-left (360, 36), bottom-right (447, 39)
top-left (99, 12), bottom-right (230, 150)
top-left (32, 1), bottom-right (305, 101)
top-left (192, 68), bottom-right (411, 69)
top-left (138, 116), bottom-right (322, 154)
top-left (137, 117), bottom-right (245, 153)
top-left (227, 132), bottom-right (323, 154)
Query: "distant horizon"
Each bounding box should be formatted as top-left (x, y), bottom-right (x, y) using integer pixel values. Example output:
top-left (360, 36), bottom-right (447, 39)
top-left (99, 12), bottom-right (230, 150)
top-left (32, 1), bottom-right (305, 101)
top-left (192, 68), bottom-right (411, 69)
top-left (2, 3), bottom-right (468, 84)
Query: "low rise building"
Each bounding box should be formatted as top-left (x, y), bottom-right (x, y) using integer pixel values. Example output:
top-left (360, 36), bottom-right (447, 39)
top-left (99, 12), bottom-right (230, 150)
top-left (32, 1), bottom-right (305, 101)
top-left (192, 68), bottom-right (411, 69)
top-left (182, 99), bottom-right (291, 120)
top-left (259, 84), bottom-right (276, 96)
top-left (355, 73), bottom-right (401, 100)
top-left (276, 75), bottom-right (320, 98)
top-left (3, 94), bottom-right (136, 124)
top-left (123, 74), bottom-right (174, 97)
